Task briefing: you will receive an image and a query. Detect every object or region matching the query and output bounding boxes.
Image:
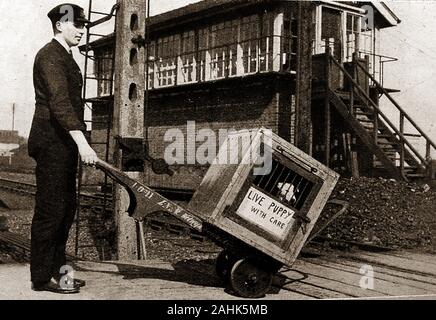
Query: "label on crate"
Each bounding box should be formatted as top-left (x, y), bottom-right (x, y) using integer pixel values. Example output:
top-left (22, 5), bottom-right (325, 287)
top-left (236, 187), bottom-right (295, 240)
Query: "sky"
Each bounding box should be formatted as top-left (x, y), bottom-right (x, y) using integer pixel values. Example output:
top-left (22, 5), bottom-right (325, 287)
top-left (0, 0), bottom-right (435, 150)
top-left (0, 0), bottom-right (201, 137)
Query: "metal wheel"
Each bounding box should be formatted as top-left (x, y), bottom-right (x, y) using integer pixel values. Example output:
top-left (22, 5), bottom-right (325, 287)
top-left (215, 250), bottom-right (237, 281)
top-left (229, 258), bottom-right (273, 298)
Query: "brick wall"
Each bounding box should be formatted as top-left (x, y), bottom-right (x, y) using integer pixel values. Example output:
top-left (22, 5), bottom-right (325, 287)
top-left (144, 73), bottom-right (295, 190)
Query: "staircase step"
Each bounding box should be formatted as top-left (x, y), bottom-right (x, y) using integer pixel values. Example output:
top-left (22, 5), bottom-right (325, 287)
top-left (354, 111), bottom-right (374, 116)
top-left (378, 141), bottom-right (400, 146)
top-left (355, 105), bottom-right (373, 111)
top-left (356, 118), bottom-right (374, 123)
top-left (373, 164), bottom-right (416, 170)
top-left (391, 158), bottom-right (417, 162)
top-left (403, 133), bottom-right (423, 138)
top-left (378, 127), bottom-right (394, 132)
top-left (365, 132), bottom-right (377, 136)
top-left (377, 134), bottom-right (396, 138)
top-left (378, 148), bottom-right (398, 153)
top-left (406, 173), bottom-right (427, 178)
top-left (381, 149), bottom-right (397, 152)
top-left (334, 91), bottom-right (358, 99)
top-left (379, 129), bottom-right (422, 139)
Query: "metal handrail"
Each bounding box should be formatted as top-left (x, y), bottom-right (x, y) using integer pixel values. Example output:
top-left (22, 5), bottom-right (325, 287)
top-left (357, 51), bottom-right (398, 87)
top-left (357, 51), bottom-right (398, 62)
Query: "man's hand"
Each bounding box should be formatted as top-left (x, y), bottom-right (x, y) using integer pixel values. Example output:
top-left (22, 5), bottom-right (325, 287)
top-left (78, 144), bottom-right (99, 165)
top-left (69, 130), bottom-right (99, 165)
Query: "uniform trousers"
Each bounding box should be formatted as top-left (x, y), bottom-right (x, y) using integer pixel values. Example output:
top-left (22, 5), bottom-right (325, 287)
top-left (30, 142), bottom-right (78, 285)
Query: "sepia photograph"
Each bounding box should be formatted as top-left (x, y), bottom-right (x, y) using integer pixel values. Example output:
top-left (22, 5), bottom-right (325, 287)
top-left (0, 0), bottom-right (435, 306)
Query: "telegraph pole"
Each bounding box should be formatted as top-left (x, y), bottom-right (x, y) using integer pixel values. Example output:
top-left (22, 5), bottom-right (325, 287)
top-left (12, 103), bottom-right (15, 131)
top-left (112, 0), bottom-right (147, 260)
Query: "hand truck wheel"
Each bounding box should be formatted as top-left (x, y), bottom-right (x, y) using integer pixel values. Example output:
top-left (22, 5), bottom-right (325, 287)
top-left (215, 250), bottom-right (237, 281)
top-left (229, 258), bottom-right (273, 299)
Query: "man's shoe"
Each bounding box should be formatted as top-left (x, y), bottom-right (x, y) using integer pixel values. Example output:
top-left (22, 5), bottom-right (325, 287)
top-left (31, 281), bottom-right (80, 294)
top-left (54, 277), bottom-right (86, 288)
top-left (72, 278), bottom-right (86, 288)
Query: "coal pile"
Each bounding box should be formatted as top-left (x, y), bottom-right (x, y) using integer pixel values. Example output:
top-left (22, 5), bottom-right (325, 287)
top-left (317, 177), bottom-right (436, 251)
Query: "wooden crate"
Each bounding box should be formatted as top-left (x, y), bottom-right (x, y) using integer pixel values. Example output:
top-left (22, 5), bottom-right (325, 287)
top-left (188, 128), bottom-right (339, 267)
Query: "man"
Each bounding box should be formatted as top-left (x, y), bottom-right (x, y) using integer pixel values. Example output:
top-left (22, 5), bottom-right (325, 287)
top-left (28, 3), bottom-right (99, 294)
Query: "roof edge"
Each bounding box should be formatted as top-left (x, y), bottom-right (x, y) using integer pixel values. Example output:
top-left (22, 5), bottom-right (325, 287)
top-left (372, 1), bottom-right (401, 27)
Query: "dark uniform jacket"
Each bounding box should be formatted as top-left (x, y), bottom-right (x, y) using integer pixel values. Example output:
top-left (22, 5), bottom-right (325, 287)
top-left (29, 39), bottom-right (86, 159)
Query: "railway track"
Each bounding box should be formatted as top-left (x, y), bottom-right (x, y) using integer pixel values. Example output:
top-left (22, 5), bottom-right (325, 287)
top-left (0, 177), bottom-right (209, 245)
top-left (0, 177), bottom-right (112, 208)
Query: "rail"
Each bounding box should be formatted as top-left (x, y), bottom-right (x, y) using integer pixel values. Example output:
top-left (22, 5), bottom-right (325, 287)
top-left (148, 35), bottom-right (295, 89)
top-left (356, 51), bottom-right (398, 87)
top-left (0, 231), bottom-right (78, 261)
top-left (0, 178), bottom-right (110, 203)
top-left (315, 39), bottom-right (398, 88)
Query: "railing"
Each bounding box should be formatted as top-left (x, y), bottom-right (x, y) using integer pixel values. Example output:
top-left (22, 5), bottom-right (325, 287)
top-left (95, 34), bottom-right (295, 93)
top-left (314, 37), bottom-right (398, 88)
top-left (147, 35), bottom-right (295, 90)
top-left (327, 50), bottom-right (435, 176)
top-left (356, 51), bottom-right (398, 87)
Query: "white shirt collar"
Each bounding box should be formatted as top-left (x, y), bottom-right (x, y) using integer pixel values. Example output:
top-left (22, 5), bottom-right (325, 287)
top-left (53, 36), bottom-right (72, 54)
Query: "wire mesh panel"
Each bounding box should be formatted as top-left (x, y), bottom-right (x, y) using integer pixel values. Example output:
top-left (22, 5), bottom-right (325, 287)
top-left (253, 158), bottom-right (314, 211)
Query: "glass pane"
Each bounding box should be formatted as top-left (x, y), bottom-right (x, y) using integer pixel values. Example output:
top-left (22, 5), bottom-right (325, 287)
top-left (322, 7), bottom-right (342, 60)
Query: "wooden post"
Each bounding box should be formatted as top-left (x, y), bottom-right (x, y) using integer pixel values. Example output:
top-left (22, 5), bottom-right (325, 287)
top-left (12, 103), bottom-right (15, 131)
top-left (350, 53), bottom-right (358, 116)
top-left (295, 1), bottom-right (314, 154)
top-left (113, 0), bottom-right (147, 261)
top-left (369, 84), bottom-right (379, 176)
top-left (400, 113), bottom-right (405, 176)
top-left (324, 46), bottom-right (331, 167)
